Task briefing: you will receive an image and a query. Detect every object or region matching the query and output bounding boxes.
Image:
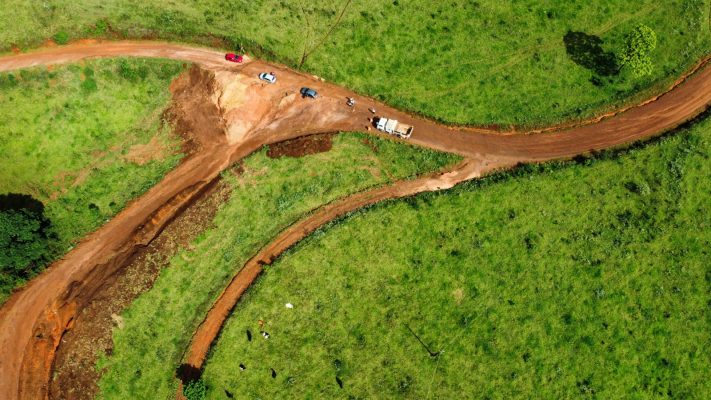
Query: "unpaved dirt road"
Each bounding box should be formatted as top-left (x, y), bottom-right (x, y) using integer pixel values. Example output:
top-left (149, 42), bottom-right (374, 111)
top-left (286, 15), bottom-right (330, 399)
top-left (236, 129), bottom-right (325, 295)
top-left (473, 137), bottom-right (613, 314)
top-left (183, 159), bottom-right (496, 371)
top-left (0, 40), bottom-right (709, 400)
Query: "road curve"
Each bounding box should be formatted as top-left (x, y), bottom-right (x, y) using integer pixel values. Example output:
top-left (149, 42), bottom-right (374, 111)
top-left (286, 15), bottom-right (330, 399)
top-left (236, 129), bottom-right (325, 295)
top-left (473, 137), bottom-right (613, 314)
top-left (182, 159), bottom-right (496, 370)
top-left (0, 41), bottom-right (708, 400)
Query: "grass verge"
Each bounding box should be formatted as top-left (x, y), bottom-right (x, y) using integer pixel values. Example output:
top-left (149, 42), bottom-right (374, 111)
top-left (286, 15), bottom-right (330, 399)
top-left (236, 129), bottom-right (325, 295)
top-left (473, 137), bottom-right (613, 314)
top-left (201, 119), bottom-right (711, 398)
top-left (95, 133), bottom-right (461, 399)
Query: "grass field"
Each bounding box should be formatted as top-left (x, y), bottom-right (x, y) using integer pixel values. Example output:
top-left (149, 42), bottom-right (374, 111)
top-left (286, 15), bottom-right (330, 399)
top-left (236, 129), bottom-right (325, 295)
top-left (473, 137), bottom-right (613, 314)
top-left (0, 1), bottom-right (709, 126)
top-left (0, 58), bottom-right (184, 301)
top-left (201, 119), bottom-right (711, 398)
top-left (95, 133), bottom-right (460, 399)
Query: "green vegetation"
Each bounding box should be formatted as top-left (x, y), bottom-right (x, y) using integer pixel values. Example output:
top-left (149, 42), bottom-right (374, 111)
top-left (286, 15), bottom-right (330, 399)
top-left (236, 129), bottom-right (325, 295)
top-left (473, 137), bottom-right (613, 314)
top-left (201, 119), bottom-right (711, 398)
top-left (96, 133), bottom-right (460, 399)
top-left (620, 24), bottom-right (658, 77)
top-left (0, 58), bottom-right (184, 301)
top-left (1, 1), bottom-right (709, 125)
top-left (0, 195), bottom-right (52, 293)
top-left (183, 379), bottom-right (207, 400)
top-left (0, 210), bottom-right (47, 269)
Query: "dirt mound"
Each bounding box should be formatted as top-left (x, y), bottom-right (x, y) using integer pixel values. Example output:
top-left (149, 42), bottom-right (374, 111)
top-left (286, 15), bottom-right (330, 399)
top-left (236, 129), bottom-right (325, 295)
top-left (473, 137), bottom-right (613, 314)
top-left (267, 133), bottom-right (334, 158)
top-left (168, 65), bottom-right (227, 149)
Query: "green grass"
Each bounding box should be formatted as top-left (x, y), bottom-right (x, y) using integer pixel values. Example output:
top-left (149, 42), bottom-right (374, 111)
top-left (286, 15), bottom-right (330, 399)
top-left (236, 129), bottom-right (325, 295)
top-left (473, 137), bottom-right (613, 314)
top-left (95, 133), bottom-right (460, 399)
top-left (201, 119), bottom-right (711, 399)
top-left (0, 1), bottom-right (709, 126)
top-left (0, 58), bottom-right (184, 301)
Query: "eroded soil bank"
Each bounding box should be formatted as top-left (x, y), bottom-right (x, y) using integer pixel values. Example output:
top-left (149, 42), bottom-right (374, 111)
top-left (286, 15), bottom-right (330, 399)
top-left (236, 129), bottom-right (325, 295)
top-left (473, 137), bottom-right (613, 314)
top-left (49, 180), bottom-right (231, 400)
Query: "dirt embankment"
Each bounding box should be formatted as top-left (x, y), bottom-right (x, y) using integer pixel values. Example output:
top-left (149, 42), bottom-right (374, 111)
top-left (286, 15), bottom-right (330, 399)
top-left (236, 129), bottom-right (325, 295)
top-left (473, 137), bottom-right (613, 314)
top-left (49, 179), bottom-right (232, 400)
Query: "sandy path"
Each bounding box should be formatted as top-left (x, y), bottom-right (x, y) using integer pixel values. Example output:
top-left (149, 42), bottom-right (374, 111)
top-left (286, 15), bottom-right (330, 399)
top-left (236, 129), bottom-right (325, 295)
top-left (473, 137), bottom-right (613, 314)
top-left (0, 41), bottom-right (708, 399)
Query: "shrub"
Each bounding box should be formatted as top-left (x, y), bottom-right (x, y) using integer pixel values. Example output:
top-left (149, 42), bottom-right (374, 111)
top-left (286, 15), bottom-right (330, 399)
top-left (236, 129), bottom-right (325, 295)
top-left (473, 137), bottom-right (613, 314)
top-left (81, 77), bottom-right (98, 92)
top-left (619, 24), bottom-right (657, 77)
top-left (94, 19), bottom-right (109, 35)
top-left (117, 59), bottom-right (150, 81)
top-left (53, 31), bottom-right (70, 45)
top-left (183, 379), bottom-right (207, 400)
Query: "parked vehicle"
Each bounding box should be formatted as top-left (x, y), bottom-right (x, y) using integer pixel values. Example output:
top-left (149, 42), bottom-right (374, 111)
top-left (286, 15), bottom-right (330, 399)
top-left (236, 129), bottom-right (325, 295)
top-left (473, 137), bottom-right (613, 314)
top-left (300, 87), bottom-right (318, 98)
top-left (225, 53), bottom-right (244, 63)
top-left (259, 72), bottom-right (277, 83)
top-left (374, 117), bottom-right (414, 139)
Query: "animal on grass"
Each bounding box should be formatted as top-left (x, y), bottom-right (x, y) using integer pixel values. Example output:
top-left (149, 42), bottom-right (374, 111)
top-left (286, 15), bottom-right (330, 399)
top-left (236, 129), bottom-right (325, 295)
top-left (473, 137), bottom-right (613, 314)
top-left (246, 329), bottom-right (252, 341)
top-left (239, 363), bottom-right (246, 371)
top-left (271, 368), bottom-right (277, 378)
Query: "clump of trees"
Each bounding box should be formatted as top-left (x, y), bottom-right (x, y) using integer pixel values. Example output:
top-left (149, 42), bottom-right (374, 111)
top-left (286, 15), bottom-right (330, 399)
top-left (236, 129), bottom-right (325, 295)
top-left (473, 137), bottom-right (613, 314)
top-left (183, 379), bottom-right (207, 400)
top-left (0, 194), bottom-right (54, 298)
top-left (619, 24), bottom-right (657, 77)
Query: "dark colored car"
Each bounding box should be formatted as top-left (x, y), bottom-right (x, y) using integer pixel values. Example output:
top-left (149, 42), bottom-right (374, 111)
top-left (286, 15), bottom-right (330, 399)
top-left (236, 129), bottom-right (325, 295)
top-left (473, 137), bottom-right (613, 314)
top-left (300, 87), bottom-right (318, 98)
top-left (225, 53), bottom-right (244, 63)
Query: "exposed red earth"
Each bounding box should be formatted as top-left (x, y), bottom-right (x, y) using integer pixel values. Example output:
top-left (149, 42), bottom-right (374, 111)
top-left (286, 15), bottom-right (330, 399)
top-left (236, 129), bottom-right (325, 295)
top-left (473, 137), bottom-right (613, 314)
top-left (0, 41), bottom-right (709, 399)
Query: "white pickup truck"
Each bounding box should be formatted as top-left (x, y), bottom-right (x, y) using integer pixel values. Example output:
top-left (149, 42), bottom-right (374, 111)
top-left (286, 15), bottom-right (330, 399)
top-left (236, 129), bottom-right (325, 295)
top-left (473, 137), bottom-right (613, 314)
top-left (374, 117), bottom-right (413, 139)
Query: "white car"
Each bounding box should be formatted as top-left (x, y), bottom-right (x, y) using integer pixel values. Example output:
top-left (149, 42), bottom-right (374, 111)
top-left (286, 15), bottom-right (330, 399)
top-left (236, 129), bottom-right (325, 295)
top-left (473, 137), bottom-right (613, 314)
top-left (258, 72), bottom-right (276, 83)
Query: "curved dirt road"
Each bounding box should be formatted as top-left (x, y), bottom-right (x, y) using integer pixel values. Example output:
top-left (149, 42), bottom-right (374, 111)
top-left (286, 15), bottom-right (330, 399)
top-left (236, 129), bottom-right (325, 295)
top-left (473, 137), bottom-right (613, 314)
top-left (0, 41), bottom-right (709, 399)
top-left (182, 159), bottom-right (493, 371)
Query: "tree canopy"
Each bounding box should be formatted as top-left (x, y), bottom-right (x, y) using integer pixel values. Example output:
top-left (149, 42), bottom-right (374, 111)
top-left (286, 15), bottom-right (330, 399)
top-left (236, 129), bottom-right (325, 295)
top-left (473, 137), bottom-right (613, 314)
top-left (620, 24), bottom-right (657, 77)
top-left (0, 194), bottom-right (53, 297)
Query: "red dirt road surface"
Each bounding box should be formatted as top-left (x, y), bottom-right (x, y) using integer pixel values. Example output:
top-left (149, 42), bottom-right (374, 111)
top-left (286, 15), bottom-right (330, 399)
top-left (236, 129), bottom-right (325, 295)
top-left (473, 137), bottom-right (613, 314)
top-left (182, 159), bottom-right (494, 369)
top-left (0, 41), bottom-right (709, 399)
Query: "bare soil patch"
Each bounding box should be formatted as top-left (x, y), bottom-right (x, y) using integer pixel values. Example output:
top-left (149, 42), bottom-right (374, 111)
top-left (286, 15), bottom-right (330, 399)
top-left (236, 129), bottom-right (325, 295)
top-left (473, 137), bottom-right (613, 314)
top-left (124, 136), bottom-right (168, 165)
top-left (267, 133), bottom-right (334, 158)
top-left (49, 179), bottom-right (231, 400)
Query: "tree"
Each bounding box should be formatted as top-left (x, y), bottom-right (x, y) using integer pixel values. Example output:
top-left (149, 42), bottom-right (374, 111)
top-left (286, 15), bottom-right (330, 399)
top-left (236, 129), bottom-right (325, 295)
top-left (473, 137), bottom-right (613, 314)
top-left (0, 210), bottom-right (48, 274)
top-left (619, 24), bottom-right (657, 77)
top-left (0, 194), bottom-right (52, 282)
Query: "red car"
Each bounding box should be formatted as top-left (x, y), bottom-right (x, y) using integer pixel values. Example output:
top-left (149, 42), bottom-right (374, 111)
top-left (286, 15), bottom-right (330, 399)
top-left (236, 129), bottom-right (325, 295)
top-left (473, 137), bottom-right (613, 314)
top-left (225, 53), bottom-right (244, 63)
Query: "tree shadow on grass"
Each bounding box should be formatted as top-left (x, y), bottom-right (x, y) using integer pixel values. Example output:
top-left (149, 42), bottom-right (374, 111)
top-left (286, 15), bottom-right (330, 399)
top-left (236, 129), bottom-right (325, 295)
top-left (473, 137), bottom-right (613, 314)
top-left (0, 193), bottom-right (45, 214)
top-left (564, 31), bottom-right (619, 77)
top-left (176, 363), bottom-right (201, 385)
